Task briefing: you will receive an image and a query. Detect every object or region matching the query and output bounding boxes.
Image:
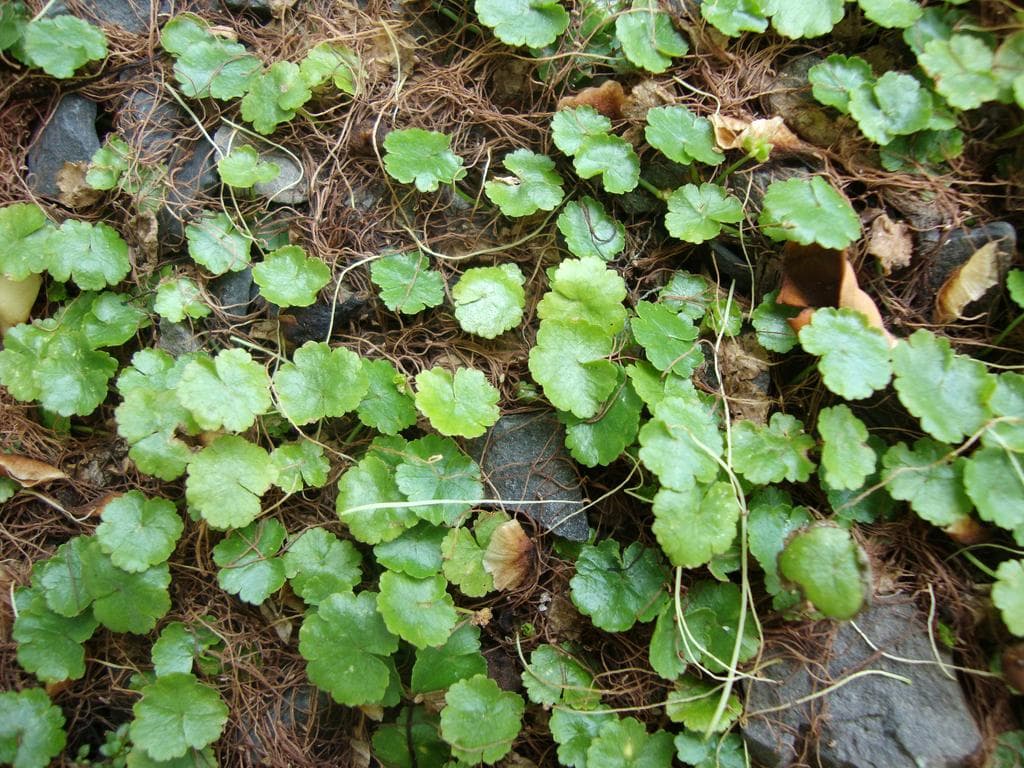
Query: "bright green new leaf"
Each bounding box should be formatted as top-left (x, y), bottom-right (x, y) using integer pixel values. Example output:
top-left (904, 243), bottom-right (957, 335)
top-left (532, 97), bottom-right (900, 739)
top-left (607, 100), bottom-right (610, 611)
top-left (0, 203), bottom-right (51, 280)
top-left (382, 129), bottom-right (466, 192)
top-left (299, 42), bottom-right (359, 93)
top-left (674, 732), bottom-right (747, 768)
top-left (666, 676), bottom-right (742, 733)
top-left (154, 277), bottom-right (211, 323)
top-left (984, 372), bottom-right (1024, 453)
top-left (891, 329), bottom-right (995, 443)
top-left (808, 54), bottom-right (875, 114)
top-left (649, 602), bottom-right (687, 680)
top-left (213, 519), bottom-right (287, 605)
top-left (161, 16), bottom-right (259, 99)
top-left (299, 591), bottom-right (399, 705)
top-left (86, 135), bottom-right (131, 190)
top-left (537, 256), bottom-right (628, 334)
top-left (185, 435), bottom-right (277, 530)
top-left (13, 586), bottom-right (97, 684)
top-left (556, 196), bottom-right (626, 261)
top-left (638, 393), bottom-right (723, 490)
top-left (283, 527), bottom-right (362, 604)
top-left (570, 540), bottom-right (668, 632)
top-left (551, 106), bottom-right (612, 156)
top-left (759, 176), bottom-right (860, 249)
top-left (681, 581), bottom-right (761, 672)
top-left (22, 15), bottom-right (106, 78)
top-left (336, 452), bottom-right (417, 545)
top-left (529, 321), bottom-right (619, 419)
top-left (0, 688), bottom-right (66, 768)
top-left (151, 622), bottom-right (220, 677)
top-left (964, 447), bottom-right (1024, 545)
top-left (81, 541), bottom-right (171, 634)
top-left (411, 623), bottom-right (488, 694)
top-left (252, 245), bottom-right (330, 308)
top-left (701, 0), bottom-right (768, 36)
top-left (377, 570), bottom-right (457, 649)
top-left (653, 481), bottom-right (741, 568)
top-left (573, 133), bottom-right (641, 194)
top-left (413, 367), bottom-right (500, 439)
top-left (523, 644), bottom-right (600, 709)
top-left (241, 61), bottom-right (312, 135)
top-left (484, 149), bottom-right (564, 217)
top-left (550, 708), bottom-right (616, 768)
top-left (665, 182), bottom-right (744, 244)
top-left (185, 212), bottom-right (252, 275)
top-left (1007, 270), bottom-right (1024, 310)
top-left (849, 72), bottom-right (932, 145)
top-left (766, 0), bottom-right (843, 39)
top-left (370, 250), bottom-right (445, 314)
top-left (645, 105), bottom-right (724, 166)
top-left (357, 358), bottom-right (418, 435)
top-left (586, 716), bottom-right (675, 768)
top-left (818, 405), bottom-right (876, 491)
top-left (0, 478), bottom-right (16, 503)
top-left (615, 0), bottom-right (688, 73)
top-left (732, 413), bottom-right (816, 484)
top-left (779, 525), bottom-right (869, 619)
top-left (130, 673), bottom-right (228, 761)
top-left (658, 271), bottom-right (711, 321)
top-left (919, 34), bottom-right (999, 110)
top-left (631, 300), bottom-right (701, 376)
top-left (474, 0), bottom-right (569, 48)
top-left (993, 560), bottom-right (1024, 637)
top-left (96, 492), bottom-right (183, 573)
top-left (274, 340), bottom-right (369, 425)
top-left (217, 145), bottom-right (280, 188)
top-left (452, 264), bottom-right (525, 338)
top-left (374, 521), bottom-right (446, 578)
top-left (72, 291), bottom-right (147, 349)
top-left (858, 0), bottom-right (922, 28)
top-left (440, 674), bottom-right (524, 764)
top-left (46, 220), bottom-right (130, 290)
top-left (752, 290), bottom-right (799, 353)
top-left (271, 440), bottom-right (330, 492)
top-left (560, 372), bottom-right (643, 467)
top-left (35, 536), bottom-right (91, 618)
top-left (882, 439), bottom-right (972, 528)
top-left (799, 308), bottom-right (892, 400)
top-left (177, 349), bottom-right (271, 432)
top-left (395, 434), bottom-right (483, 525)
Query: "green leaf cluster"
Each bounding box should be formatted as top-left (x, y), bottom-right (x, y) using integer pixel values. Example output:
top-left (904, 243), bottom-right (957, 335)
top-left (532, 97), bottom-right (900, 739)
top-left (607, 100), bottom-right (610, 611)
top-left (552, 106), bottom-right (640, 194)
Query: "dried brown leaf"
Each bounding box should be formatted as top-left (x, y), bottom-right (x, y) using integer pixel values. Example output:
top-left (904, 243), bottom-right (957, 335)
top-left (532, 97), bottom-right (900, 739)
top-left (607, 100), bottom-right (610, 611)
top-left (866, 213), bottom-right (912, 275)
top-left (482, 519), bottom-right (532, 591)
top-left (710, 114), bottom-right (800, 154)
top-left (57, 161), bottom-right (103, 209)
top-left (935, 241), bottom-right (1003, 323)
top-left (557, 81), bottom-right (626, 119)
top-left (0, 454), bottom-right (67, 486)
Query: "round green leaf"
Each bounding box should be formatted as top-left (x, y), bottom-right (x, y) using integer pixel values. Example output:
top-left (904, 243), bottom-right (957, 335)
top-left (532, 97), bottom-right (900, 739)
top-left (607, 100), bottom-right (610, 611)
top-left (185, 212), bottom-right (252, 275)
top-left (758, 176), bottom-right (860, 249)
top-left (252, 246), bottom-right (330, 308)
top-left (799, 308), bottom-right (892, 400)
top-left (536, 256), bottom-right (628, 335)
top-left (849, 72), bottom-right (933, 145)
top-left (154, 277), bottom-right (210, 323)
top-left (653, 481), bottom-right (740, 569)
top-left (992, 559), bottom-right (1024, 637)
top-left (681, 580), bottom-right (761, 672)
top-left (522, 644), bottom-right (599, 709)
top-left (411, 623), bottom-right (488, 694)
top-left (779, 525), bottom-right (870, 620)
top-left (0, 203), bottom-right (51, 280)
top-left (645, 105), bottom-right (723, 166)
top-left (96, 491), bottom-right (183, 573)
top-left (185, 435), bottom-right (277, 530)
top-left (452, 264), bottom-right (525, 338)
top-left (22, 15), bottom-right (106, 78)
top-left (213, 519), bottom-right (287, 605)
top-left (270, 440), bottom-right (330, 493)
top-left (370, 250), bottom-right (445, 314)
top-left (964, 447), bottom-right (1024, 544)
top-left (551, 107), bottom-right (612, 156)
top-left (484, 149), bottom-right (564, 217)
top-left (356, 358), bottom-right (418, 435)
top-left (336, 451), bottom-right (417, 545)
top-left (556, 196), bottom-right (626, 261)
top-left (373, 521), bottom-right (446, 578)
top-left (573, 134), bottom-right (640, 194)
top-left (377, 570), bottom-right (457, 649)
top-left (570, 540), bottom-right (668, 632)
top-left (474, 0), bottom-right (569, 48)
top-left (130, 673), bottom-right (228, 761)
top-left (732, 413), bottom-right (816, 484)
top-left (177, 349), bottom-right (271, 433)
top-left (615, 0), bottom-right (689, 73)
top-left (638, 393), bottom-right (723, 490)
top-left (818, 404), bottom-right (876, 491)
top-left (560, 372), bottom-right (643, 468)
top-left (808, 54), bottom-right (875, 114)
top-left (274, 341), bottom-right (369, 425)
top-left (769, 0), bottom-right (843, 39)
top-left (12, 586), bottom-right (98, 684)
top-left (46, 220), bottom-right (130, 290)
top-left (283, 527), bottom-right (362, 605)
top-left (586, 716), bottom-right (674, 768)
top-left (395, 434), bottom-right (483, 525)
top-left (216, 145), bottom-right (280, 188)
top-left (240, 61), bottom-right (311, 135)
top-left (80, 540), bottom-right (171, 635)
top-left (882, 438), bottom-right (972, 527)
top-left (919, 34), bottom-right (999, 110)
top-left (382, 129), bottom-right (466, 192)
top-left (440, 674), bottom-right (524, 764)
top-left (414, 367), bottom-right (500, 439)
top-left (529, 322), bottom-right (619, 419)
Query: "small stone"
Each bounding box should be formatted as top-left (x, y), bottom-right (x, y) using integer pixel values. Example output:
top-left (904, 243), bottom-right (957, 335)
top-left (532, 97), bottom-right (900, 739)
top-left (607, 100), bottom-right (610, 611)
top-left (45, 0), bottom-right (175, 34)
top-left (156, 320), bottom-right (203, 357)
top-left (213, 125), bottom-right (308, 204)
top-left (159, 140), bottom-right (219, 245)
top-left (467, 412), bottom-right (588, 541)
top-left (26, 94), bottom-right (101, 199)
top-left (117, 86), bottom-right (187, 161)
top-left (210, 268), bottom-right (256, 319)
top-left (743, 597), bottom-right (983, 768)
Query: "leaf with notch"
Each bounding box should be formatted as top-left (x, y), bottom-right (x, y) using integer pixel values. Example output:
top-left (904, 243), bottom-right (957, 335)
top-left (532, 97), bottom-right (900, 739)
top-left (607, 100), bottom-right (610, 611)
top-left (357, 359), bottom-right (417, 435)
top-left (649, 601), bottom-right (686, 680)
top-left (964, 447), bottom-right (1024, 545)
top-left (154, 278), bottom-right (211, 323)
top-left (882, 438), bottom-right (971, 527)
top-left (377, 571), bottom-right (457, 649)
top-left (919, 34), bottom-right (999, 110)
top-left (96, 492), bottom-right (183, 573)
top-left (484, 149), bottom-right (564, 217)
top-left (213, 519), bottom-right (287, 605)
top-left (818, 405), bottom-right (875, 491)
top-left (151, 622), bottom-right (221, 677)
top-left (22, 15), bottom-right (106, 78)
top-left (665, 183), bottom-right (744, 244)
top-left (0, 2), bottom-right (27, 52)
top-left (46, 220), bottom-right (130, 290)
top-left (395, 434), bottom-right (483, 525)
top-left (631, 301), bottom-right (701, 376)
top-left (130, 673), bottom-right (228, 762)
top-left (411, 623), bottom-right (488, 694)
top-left (559, 371), bottom-right (643, 467)
top-left (681, 580), bottom-right (760, 672)
top-left (799, 308), bottom-right (892, 400)
top-left (370, 251), bottom-right (445, 314)
top-left (551, 106), bottom-right (612, 156)
top-left (759, 176), bottom-right (860, 249)
top-left (645, 106), bottom-right (723, 166)
top-left (765, 0), bottom-right (843, 39)
top-left (383, 129), bottom-right (466, 192)
top-left (615, 0), bottom-right (688, 73)
top-left (185, 212), bottom-right (252, 275)
top-left (638, 393), bottom-right (723, 490)
top-left (701, 0), bottom-right (768, 36)
top-left (523, 644), bottom-right (599, 709)
top-left (573, 134), bottom-right (641, 194)
top-left (414, 367), bottom-right (500, 439)
top-left (336, 453), bottom-right (416, 545)
top-left (474, 0), bottom-right (569, 48)
top-left (177, 349), bottom-right (271, 433)
top-left (252, 245), bottom-right (330, 308)
top-left (373, 521), bottom-right (446, 578)
top-left (271, 440), bottom-right (330, 493)
top-left (240, 61), bottom-right (311, 135)
top-left (529, 322), bottom-right (619, 419)
top-left (550, 708), bottom-right (616, 768)
top-left (570, 540), bottom-right (668, 632)
top-left (283, 527), bottom-right (362, 605)
top-left (537, 256), bottom-right (627, 334)
top-left (747, 489), bottom-right (811, 600)
top-left (857, 0), bottom-right (922, 29)
top-left (0, 688), bottom-right (66, 768)
top-left (452, 264), bottom-right (525, 339)
top-left (557, 196), bottom-right (626, 261)
top-left (808, 54), bottom-right (875, 114)
top-left (848, 72), bottom-right (932, 145)
top-left (751, 290), bottom-right (799, 353)
top-left (34, 536), bottom-right (92, 618)
top-left (80, 540), bottom-right (171, 634)
top-left (13, 586), bottom-right (97, 684)
top-left (440, 675), bottom-right (524, 765)
top-left (217, 145), bottom-right (280, 188)
top-left (587, 716), bottom-right (674, 767)
top-left (653, 481), bottom-right (740, 569)
top-left (732, 413), bottom-right (816, 484)
top-left (274, 340), bottom-right (368, 426)
top-left (666, 676), bottom-right (741, 733)
top-left (300, 41), bottom-right (359, 93)
top-left (185, 436), bottom-right (277, 530)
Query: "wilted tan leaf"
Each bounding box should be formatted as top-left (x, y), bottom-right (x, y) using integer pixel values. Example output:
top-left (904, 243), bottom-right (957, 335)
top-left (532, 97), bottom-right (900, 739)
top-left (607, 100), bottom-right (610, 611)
top-left (557, 80), bottom-right (626, 119)
top-left (935, 241), bottom-right (1003, 323)
top-left (943, 515), bottom-right (986, 545)
top-left (482, 519), bottom-right (533, 591)
top-left (0, 273), bottom-right (42, 333)
top-left (57, 161), bottom-right (103, 208)
top-left (0, 454), bottom-right (67, 486)
top-left (710, 114), bottom-right (801, 155)
top-left (866, 213), bottom-right (912, 275)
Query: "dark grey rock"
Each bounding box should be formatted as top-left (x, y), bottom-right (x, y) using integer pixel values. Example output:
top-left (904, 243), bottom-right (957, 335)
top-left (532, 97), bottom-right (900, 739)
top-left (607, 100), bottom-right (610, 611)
top-left (156, 320), bottom-right (203, 357)
top-left (467, 412), bottom-right (588, 541)
top-left (210, 268), bottom-right (256, 318)
top-left (26, 94), bottom-right (100, 199)
top-left (923, 222), bottom-right (1018, 297)
top-left (223, 0), bottom-right (273, 12)
top-left (212, 125), bottom-right (308, 204)
top-left (158, 140), bottom-right (219, 245)
top-left (117, 86), bottom-right (187, 161)
top-left (279, 296), bottom-right (368, 347)
top-left (743, 597), bottom-right (983, 768)
top-left (46, 0), bottom-right (174, 34)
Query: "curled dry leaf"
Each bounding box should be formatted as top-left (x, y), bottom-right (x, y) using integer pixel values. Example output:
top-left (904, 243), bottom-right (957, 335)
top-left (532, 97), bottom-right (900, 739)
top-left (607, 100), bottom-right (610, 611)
top-left (57, 161), bottom-right (103, 208)
top-left (778, 243), bottom-right (893, 344)
top-left (0, 273), bottom-right (42, 333)
top-left (866, 212), bottom-right (912, 276)
top-left (942, 515), bottom-right (987, 546)
top-left (710, 114), bottom-right (801, 155)
top-left (0, 454), bottom-right (67, 486)
top-left (935, 242), bottom-right (1007, 324)
top-left (482, 519), bottom-right (533, 591)
top-left (557, 80), bottom-right (627, 119)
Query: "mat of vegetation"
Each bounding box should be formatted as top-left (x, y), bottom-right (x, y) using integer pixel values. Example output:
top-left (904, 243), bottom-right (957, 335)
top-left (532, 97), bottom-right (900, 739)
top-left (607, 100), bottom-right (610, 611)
top-left (1, 0), bottom-right (1023, 766)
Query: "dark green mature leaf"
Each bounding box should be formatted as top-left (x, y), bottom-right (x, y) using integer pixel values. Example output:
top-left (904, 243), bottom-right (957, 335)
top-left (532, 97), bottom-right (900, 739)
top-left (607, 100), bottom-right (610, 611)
top-left (440, 674), bottom-right (524, 764)
top-left (993, 559), bottom-right (1024, 637)
top-left (357, 359), bottom-right (418, 435)
top-left (653, 481), bottom-right (740, 569)
top-left (377, 571), bottom-right (457, 648)
top-left (681, 580), bottom-right (760, 673)
top-left (185, 212), bottom-right (252, 275)
top-left (758, 176), bottom-right (860, 249)
top-left (336, 451), bottom-right (417, 545)
top-left (0, 688), bottom-right (66, 768)
top-left (372, 707), bottom-right (449, 768)
top-left (799, 308), bottom-right (892, 400)
top-left (35, 536), bottom-right (91, 617)
top-left (274, 341), bottom-right (369, 425)
top-left (570, 540), bottom-right (668, 632)
top-left (631, 300), bottom-right (702, 377)
top-left (767, 0), bottom-right (844, 39)
top-left (81, 540), bottom-right (171, 634)
top-left (701, 0), bottom-right (768, 36)
top-left (396, 434), bottom-right (483, 525)
top-left (523, 644), bottom-right (600, 709)
top-left (130, 673), bottom-right (228, 761)
top-left (818, 405), bottom-right (876, 491)
top-left (732, 413), bottom-right (816, 484)
top-left (891, 329), bottom-right (995, 443)
top-left (550, 708), bottom-right (616, 768)
top-left (151, 622), bottom-right (221, 677)
top-left (0, 2), bottom-right (28, 52)
top-left (46, 220), bottom-right (130, 290)
top-left (529, 322), bottom-right (619, 419)
top-left (13, 586), bottom-right (98, 683)
top-left (213, 519), bottom-right (287, 605)
top-left (638, 393), bottom-right (723, 490)
top-left (964, 447), bottom-right (1024, 544)
top-left (96, 492), bottom-right (183, 573)
top-left (271, 440), bottom-right (330, 493)
top-left (283, 527), bottom-right (361, 605)
top-left (299, 591), bottom-right (399, 706)
top-left (587, 717), bottom-right (674, 768)
top-left (919, 34), bottom-right (1000, 110)
top-left (779, 525), bottom-right (870, 619)
top-left (752, 290), bottom-right (799, 353)
top-left (560, 371), bottom-right (643, 467)
top-left (645, 105), bottom-right (724, 166)
top-left (849, 72), bottom-right (932, 145)
top-left (185, 436), bottom-right (277, 530)
top-left (615, 0), bottom-right (688, 73)
top-left (557, 196), bottom-right (626, 261)
top-left (551, 107), bottom-right (612, 156)
top-left (674, 731), bottom-right (747, 768)
top-left (373, 521), bottom-right (446, 578)
top-left (747, 488), bottom-right (811, 601)
top-left (882, 438), bottom-right (972, 528)
top-left (649, 601), bottom-right (687, 680)
top-left (411, 623), bottom-right (488, 694)
top-left (666, 675), bottom-right (742, 733)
